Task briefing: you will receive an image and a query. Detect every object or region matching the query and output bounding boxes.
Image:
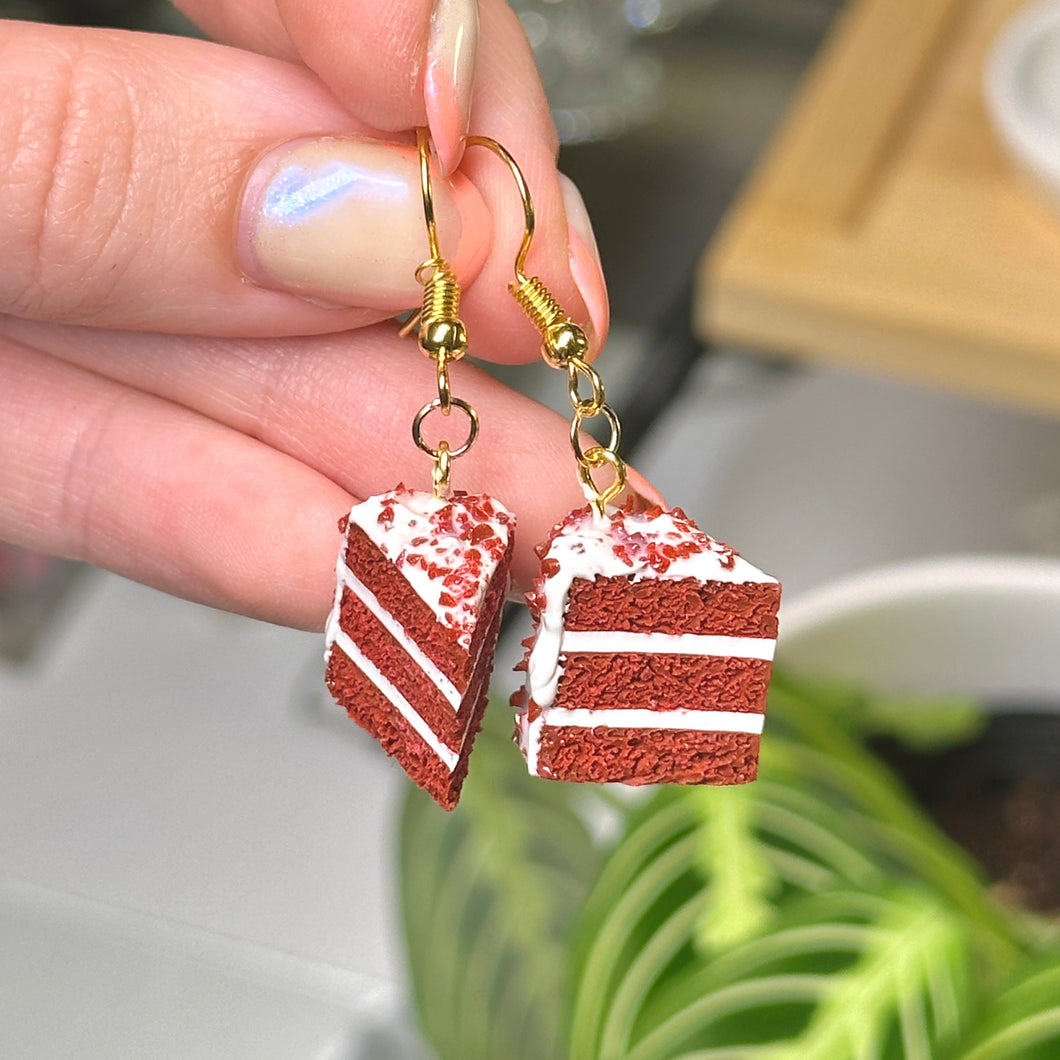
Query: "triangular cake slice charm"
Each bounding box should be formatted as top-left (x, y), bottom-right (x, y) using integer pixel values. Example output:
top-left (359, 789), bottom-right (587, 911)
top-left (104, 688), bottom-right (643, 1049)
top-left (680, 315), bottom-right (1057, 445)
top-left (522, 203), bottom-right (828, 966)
top-left (513, 504), bottom-right (780, 786)
top-left (326, 486), bottom-right (515, 809)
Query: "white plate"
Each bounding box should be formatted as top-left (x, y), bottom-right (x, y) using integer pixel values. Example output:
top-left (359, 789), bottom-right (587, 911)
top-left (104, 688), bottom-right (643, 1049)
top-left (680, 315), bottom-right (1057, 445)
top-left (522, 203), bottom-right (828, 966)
top-left (985, 0), bottom-right (1060, 209)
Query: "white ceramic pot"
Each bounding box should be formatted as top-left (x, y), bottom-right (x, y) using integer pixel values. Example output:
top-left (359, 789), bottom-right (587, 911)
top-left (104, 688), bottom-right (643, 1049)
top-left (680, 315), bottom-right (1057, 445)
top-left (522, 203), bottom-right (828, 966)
top-left (776, 556), bottom-right (1060, 704)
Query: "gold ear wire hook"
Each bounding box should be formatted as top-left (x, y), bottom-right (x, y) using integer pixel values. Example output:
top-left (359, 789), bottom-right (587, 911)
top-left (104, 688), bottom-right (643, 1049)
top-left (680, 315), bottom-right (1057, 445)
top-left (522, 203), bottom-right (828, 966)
top-left (417, 125), bottom-right (443, 263)
top-left (466, 135), bottom-right (590, 371)
top-left (466, 135), bottom-right (626, 516)
top-left (405, 128), bottom-right (479, 498)
top-left (465, 136), bottom-right (535, 283)
top-left (398, 128), bottom-right (468, 376)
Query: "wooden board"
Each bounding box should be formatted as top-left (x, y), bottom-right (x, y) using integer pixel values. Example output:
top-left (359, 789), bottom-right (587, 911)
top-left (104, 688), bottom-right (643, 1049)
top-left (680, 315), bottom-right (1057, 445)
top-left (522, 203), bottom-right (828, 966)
top-left (697, 0), bottom-right (1060, 414)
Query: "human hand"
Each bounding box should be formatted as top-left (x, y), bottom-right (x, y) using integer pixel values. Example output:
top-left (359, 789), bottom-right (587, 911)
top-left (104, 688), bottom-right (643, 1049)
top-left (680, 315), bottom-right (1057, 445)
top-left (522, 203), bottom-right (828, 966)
top-left (0, 1), bottom-right (657, 631)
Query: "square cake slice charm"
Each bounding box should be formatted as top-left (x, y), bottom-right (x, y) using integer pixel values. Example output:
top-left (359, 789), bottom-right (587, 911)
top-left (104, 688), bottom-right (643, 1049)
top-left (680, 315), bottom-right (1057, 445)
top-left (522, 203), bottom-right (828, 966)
top-left (325, 486), bottom-right (515, 809)
top-left (514, 505), bottom-right (780, 786)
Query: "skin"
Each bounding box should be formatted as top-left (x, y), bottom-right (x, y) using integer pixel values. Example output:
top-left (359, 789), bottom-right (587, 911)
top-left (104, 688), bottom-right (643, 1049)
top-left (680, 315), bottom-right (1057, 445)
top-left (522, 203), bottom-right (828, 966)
top-left (0, 0), bottom-right (658, 632)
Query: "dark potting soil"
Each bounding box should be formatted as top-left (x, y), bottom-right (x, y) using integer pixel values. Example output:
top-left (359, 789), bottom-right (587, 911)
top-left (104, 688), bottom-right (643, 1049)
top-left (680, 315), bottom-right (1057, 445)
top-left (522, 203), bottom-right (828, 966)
top-left (874, 711), bottom-right (1060, 913)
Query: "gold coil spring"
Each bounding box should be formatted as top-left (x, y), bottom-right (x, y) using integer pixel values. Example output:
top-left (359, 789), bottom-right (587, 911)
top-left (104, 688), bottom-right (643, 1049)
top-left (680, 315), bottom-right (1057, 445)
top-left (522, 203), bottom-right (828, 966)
top-left (511, 275), bottom-right (565, 334)
top-left (414, 261), bottom-right (468, 363)
top-left (511, 275), bottom-right (591, 372)
top-left (421, 262), bottom-right (461, 328)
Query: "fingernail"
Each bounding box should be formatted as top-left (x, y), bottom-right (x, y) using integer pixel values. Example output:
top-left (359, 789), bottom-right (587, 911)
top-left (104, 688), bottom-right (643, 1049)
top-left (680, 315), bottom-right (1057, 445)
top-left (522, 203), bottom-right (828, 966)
top-left (425, 0), bottom-right (479, 176)
top-left (238, 137), bottom-right (490, 308)
top-left (559, 174), bottom-right (609, 351)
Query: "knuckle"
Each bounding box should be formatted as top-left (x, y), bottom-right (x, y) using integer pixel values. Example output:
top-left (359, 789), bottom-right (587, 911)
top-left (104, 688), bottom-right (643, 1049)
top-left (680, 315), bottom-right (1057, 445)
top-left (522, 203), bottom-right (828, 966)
top-left (0, 39), bottom-right (138, 319)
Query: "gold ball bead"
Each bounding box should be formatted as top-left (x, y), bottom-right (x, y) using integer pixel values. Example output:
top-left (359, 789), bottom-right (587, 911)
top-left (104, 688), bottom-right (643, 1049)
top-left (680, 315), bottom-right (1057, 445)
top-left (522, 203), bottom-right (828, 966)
top-left (542, 321), bottom-right (589, 367)
top-left (421, 319), bottom-right (468, 359)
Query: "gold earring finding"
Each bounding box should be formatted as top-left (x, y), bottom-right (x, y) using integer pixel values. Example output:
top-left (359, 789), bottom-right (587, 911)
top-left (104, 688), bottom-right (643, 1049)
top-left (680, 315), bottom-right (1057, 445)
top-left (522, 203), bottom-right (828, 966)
top-left (405, 128), bottom-right (479, 498)
top-left (466, 135), bottom-right (625, 516)
top-left (465, 135), bottom-right (590, 370)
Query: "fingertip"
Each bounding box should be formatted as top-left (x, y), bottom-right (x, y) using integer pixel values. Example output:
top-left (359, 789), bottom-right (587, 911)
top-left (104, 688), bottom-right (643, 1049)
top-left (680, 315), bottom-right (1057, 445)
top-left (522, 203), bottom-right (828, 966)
top-left (568, 225), bottom-right (610, 354)
top-left (425, 78), bottom-right (466, 178)
top-left (449, 166), bottom-right (492, 284)
top-left (558, 174), bottom-right (609, 355)
top-left (425, 0), bottom-right (479, 177)
top-left (626, 467), bottom-right (668, 509)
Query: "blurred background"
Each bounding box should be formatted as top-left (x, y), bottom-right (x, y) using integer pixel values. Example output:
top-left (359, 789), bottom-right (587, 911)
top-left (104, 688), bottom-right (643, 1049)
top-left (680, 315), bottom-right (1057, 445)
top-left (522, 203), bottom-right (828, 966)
top-left (4, 0), bottom-right (1060, 1056)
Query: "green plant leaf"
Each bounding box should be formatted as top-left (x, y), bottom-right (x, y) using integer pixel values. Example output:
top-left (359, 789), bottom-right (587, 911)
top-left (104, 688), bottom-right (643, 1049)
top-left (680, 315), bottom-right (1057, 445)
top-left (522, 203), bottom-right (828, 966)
top-left (949, 953), bottom-right (1060, 1060)
top-left (692, 784), bottom-right (780, 956)
top-left (399, 701), bottom-right (601, 1060)
top-left (568, 775), bottom-right (894, 1060)
top-left (620, 888), bottom-right (972, 1060)
top-left (766, 680), bottom-right (1021, 960)
top-left (766, 888), bottom-right (970, 1060)
top-left (568, 794), bottom-right (705, 1060)
top-left (862, 695), bottom-right (985, 752)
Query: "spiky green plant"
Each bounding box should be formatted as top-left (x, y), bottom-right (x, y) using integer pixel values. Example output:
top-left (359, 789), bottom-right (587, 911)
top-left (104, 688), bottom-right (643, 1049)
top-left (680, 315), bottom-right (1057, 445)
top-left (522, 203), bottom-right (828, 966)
top-left (398, 676), bottom-right (1060, 1060)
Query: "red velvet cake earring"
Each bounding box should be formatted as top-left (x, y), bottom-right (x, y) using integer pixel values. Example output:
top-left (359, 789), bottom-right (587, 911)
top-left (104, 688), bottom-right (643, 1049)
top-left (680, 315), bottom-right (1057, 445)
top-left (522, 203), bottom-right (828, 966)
top-left (324, 130), bottom-right (515, 810)
top-left (466, 136), bottom-right (781, 788)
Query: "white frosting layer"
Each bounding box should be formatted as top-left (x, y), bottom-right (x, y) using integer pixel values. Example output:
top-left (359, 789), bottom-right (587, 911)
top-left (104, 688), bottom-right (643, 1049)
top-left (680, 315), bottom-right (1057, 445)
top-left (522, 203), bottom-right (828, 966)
top-left (520, 706), bottom-right (764, 776)
top-left (560, 631), bottom-right (776, 661)
top-left (349, 489), bottom-right (513, 650)
top-left (329, 628), bottom-right (460, 772)
top-left (526, 507), bottom-right (778, 707)
top-left (328, 561), bottom-right (462, 709)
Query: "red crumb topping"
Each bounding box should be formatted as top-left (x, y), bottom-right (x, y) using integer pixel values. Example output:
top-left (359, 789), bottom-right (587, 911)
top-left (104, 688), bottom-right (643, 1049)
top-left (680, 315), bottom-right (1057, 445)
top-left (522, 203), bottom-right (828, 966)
top-left (368, 486), bottom-right (513, 640)
top-left (524, 503), bottom-right (739, 616)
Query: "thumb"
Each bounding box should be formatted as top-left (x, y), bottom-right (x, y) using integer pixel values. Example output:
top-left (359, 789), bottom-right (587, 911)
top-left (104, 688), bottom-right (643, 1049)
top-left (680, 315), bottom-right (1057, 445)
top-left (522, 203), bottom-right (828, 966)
top-left (0, 21), bottom-right (489, 336)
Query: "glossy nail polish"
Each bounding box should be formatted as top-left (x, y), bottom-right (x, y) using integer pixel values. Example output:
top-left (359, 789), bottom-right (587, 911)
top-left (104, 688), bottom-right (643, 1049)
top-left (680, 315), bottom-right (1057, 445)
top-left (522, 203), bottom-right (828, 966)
top-left (425, 0), bottom-right (479, 176)
top-left (238, 137), bottom-right (489, 308)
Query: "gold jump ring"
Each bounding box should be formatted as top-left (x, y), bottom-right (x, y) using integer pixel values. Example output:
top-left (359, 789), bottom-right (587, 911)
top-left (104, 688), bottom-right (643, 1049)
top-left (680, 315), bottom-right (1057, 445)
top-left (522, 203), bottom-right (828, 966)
top-left (412, 397), bottom-right (479, 458)
top-left (570, 403), bottom-right (621, 466)
top-left (566, 359), bottom-right (605, 417)
top-left (436, 356), bottom-right (452, 413)
top-left (577, 446), bottom-right (627, 513)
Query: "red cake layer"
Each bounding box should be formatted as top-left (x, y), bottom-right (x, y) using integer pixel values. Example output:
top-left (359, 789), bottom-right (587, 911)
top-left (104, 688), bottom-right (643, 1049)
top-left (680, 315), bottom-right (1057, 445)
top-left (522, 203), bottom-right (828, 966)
top-left (561, 576), bottom-right (780, 637)
top-left (343, 525), bottom-right (470, 687)
top-left (557, 653), bottom-right (771, 714)
top-left (326, 600), bottom-right (505, 810)
top-left (535, 726), bottom-right (760, 785)
top-left (334, 588), bottom-right (463, 750)
top-left (334, 541), bottom-right (513, 751)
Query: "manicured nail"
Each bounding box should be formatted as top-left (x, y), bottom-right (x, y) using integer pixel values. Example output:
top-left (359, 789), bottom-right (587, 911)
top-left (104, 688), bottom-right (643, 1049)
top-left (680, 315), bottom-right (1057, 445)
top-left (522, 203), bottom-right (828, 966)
top-left (424, 0), bottom-right (479, 176)
top-left (559, 174), bottom-right (609, 351)
top-left (238, 137), bottom-right (490, 308)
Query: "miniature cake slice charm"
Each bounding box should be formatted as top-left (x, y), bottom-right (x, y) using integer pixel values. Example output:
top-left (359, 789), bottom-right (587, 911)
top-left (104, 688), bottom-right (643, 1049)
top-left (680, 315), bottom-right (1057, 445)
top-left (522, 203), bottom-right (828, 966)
top-left (326, 486), bottom-right (515, 809)
top-left (513, 504), bottom-right (780, 786)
